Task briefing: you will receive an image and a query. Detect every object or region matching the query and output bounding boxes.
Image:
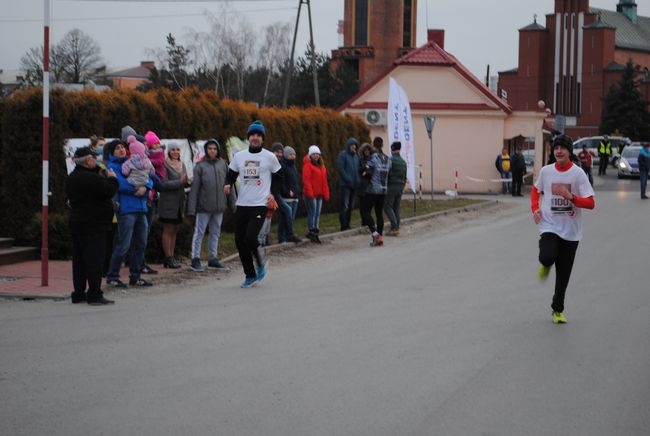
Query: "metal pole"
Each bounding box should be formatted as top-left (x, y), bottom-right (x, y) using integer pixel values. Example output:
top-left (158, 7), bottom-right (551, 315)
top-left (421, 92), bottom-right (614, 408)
top-left (41, 0), bottom-right (50, 286)
top-left (305, 0), bottom-right (320, 107)
top-left (429, 135), bottom-right (434, 201)
top-left (282, 0), bottom-right (303, 108)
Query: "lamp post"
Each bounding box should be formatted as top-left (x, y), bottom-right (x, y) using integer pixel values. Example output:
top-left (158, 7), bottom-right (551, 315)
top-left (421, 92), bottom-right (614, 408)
top-left (424, 115), bottom-right (436, 200)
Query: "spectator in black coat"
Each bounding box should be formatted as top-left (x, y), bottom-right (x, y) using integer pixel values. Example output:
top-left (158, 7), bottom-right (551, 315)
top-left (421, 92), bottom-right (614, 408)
top-left (65, 146), bottom-right (119, 305)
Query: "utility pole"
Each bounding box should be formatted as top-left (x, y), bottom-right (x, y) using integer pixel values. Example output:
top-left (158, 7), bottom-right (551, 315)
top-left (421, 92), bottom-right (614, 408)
top-left (282, 0), bottom-right (320, 108)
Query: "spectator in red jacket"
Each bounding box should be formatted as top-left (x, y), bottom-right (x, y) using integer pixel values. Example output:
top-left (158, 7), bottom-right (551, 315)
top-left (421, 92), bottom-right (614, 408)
top-left (302, 145), bottom-right (330, 243)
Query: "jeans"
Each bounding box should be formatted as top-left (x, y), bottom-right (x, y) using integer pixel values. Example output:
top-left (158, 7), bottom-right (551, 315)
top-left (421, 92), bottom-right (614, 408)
top-left (538, 232), bottom-right (579, 313)
top-left (383, 185), bottom-right (403, 230)
top-left (277, 196), bottom-right (298, 242)
top-left (500, 171), bottom-right (512, 194)
top-left (339, 186), bottom-right (356, 230)
top-left (641, 170), bottom-right (648, 198)
top-left (107, 212), bottom-right (148, 281)
top-left (191, 212), bottom-right (223, 259)
top-left (304, 196), bottom-right (323, 231)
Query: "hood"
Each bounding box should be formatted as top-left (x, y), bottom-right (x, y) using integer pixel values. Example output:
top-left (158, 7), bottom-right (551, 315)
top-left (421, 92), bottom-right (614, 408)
top-left (345, 137), bottom-right (359, 152)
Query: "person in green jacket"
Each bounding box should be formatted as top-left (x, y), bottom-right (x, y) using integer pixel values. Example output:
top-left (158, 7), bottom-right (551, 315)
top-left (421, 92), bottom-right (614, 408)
top-left (384, 141), bottom-right (407, 236)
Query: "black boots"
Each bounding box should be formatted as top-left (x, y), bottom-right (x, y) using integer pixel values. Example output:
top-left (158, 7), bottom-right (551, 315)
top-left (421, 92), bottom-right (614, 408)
top-left (163, 256), bottom-right (182, 269)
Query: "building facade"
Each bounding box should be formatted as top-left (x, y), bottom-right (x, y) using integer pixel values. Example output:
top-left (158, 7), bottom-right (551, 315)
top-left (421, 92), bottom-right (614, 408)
top-left (498, 0), bottom-right (650, 139)
top-left (332, 0), bottom-right (417, 89)
top-left (339, 30), bottom-right (548, 194)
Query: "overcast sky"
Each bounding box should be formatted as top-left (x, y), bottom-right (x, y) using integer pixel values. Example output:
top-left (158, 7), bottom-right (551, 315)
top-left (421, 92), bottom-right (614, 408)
top-left (1, 0), bottom-right (648, 80)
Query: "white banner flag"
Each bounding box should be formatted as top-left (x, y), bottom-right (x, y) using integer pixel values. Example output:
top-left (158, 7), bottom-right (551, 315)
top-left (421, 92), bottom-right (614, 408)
top-left (387, 77), bottom-right (416, 193)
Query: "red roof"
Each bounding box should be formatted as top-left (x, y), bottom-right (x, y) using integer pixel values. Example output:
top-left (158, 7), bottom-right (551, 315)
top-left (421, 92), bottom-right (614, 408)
top-left (338, 41), bottom-right (512, 114)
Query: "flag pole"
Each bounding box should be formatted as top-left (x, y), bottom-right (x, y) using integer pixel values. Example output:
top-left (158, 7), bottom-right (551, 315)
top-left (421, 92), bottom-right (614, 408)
top-left (41, 0), bottom-right (50, 286)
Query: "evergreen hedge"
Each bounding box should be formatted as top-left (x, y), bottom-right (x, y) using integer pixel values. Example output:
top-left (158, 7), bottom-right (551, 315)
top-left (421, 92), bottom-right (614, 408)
top-left (0, 87), bottom-right (369, 259)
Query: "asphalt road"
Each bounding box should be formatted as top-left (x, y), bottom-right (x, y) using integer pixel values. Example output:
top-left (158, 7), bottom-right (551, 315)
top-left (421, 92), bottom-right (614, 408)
top-left (1, 174), bottom-right (649, 436)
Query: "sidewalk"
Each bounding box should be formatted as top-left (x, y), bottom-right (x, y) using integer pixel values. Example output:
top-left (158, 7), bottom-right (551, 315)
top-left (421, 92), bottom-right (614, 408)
top-left (0, 199), bottom-right (500, 301)
top-left (0, 261), bottom-right (181, 301)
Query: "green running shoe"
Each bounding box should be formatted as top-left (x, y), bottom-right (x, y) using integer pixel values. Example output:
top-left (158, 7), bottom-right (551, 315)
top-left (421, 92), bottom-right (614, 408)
top-left (552, 311), bottom-right (567, 324)
top-left (538, 265), bottom-right (550, 282)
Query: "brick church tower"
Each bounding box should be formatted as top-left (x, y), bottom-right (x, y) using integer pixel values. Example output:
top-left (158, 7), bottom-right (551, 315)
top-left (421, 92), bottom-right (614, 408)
top-left (498, 0), bottom-right (650, 138)
top-left (332, 0), bottom-right (418, 89)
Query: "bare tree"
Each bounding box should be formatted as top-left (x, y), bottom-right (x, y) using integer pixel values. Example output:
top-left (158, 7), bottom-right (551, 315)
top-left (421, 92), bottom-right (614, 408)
top-left (19, 45), bottom-right (67, 86)
top-left (258, 22), bottom-right (291, 106)
top-left (56, 29), bottom-right (103, 83)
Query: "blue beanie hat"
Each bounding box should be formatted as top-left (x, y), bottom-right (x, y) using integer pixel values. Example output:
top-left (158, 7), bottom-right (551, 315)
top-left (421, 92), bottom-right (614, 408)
top-left (247, 120), bottom-right (265, 139)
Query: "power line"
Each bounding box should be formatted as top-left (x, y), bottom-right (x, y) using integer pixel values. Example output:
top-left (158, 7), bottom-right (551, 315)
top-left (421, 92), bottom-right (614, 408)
top-left (0, 6), bottom-right (296, 23)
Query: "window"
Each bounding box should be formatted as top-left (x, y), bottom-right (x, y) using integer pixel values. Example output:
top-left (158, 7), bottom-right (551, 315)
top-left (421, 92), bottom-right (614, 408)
top-left (354, 0), bottom-right (368, 47)
top-left (402, 0), bottom-right (413, 47)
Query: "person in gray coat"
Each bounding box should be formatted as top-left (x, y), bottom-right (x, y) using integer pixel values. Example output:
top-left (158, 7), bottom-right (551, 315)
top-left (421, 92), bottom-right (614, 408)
top-left (158, 142), bottom-right (189, 269)
top-left (186, 139), bottom-right (235, 272)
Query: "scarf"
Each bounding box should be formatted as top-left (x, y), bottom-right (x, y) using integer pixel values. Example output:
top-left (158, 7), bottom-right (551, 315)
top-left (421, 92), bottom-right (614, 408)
top-left (166, 157), bottom-right (183, 175)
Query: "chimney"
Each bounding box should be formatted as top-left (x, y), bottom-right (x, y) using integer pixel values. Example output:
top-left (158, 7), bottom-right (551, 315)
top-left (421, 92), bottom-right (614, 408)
top-left (140, 61), bottom-right (155, 70)
top-left (617, 0), bottom-right (637, 24)
top-left (427, 29), bottom-right (445, 49)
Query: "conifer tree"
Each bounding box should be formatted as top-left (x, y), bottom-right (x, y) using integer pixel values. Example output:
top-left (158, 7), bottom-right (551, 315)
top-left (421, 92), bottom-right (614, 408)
top-left (601, 59), bottom-right (650, 141)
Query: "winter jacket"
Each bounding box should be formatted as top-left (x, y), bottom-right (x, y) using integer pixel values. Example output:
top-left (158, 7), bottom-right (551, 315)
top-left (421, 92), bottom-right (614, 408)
top-left (511, 152), bottom-right (526, 175)
top-left (336, 138), bottom-right (361, 189)
top-left (358, 143), bottom-right (373, 196)
top-left (366, 151), bottom-right (392, 195)
top-left (106, 154), bottom-right (152, 215)
top-left (302, 155), bottom-right (330, 200)
top-left (639, 147), bottom-right (650, 173)
top-left (280, 158), bottom-right (301, 199)
top-left (186, 157), bottom-right (235, 215)
top-left (158, 160), bottom-right (188, 220)
top-left (65, 165), bottom-right (119, 234)
top-left (388, 153), bottom-right (407, 188)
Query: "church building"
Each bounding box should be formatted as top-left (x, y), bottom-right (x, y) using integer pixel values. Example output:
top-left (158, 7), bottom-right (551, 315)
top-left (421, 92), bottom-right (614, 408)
top-left (498, 0), bottom-right (650, 139)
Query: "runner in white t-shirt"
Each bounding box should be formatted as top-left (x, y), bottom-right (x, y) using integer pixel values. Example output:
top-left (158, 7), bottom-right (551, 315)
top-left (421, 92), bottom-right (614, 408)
top-left (224, 120), bottom-right (282, 288)
top-left (531, 134), bottom-right (595, 324)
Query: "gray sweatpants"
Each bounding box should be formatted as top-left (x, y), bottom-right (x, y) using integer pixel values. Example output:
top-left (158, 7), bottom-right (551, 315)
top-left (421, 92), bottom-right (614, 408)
top-left (191, 212), bottom-right (224, 259)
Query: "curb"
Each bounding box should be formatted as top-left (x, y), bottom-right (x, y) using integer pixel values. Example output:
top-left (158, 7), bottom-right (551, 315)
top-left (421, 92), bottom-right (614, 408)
top-left (223, 199), bottom-right (499, 260)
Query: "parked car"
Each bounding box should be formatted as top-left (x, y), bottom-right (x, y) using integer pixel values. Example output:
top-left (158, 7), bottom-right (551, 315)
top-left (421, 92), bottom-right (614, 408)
top-left (617, 145), bottom-right (642, 178)
top-left (522, 149), bottom-right (534, 167)
top-left (573, 136), bottom-right (631, 168)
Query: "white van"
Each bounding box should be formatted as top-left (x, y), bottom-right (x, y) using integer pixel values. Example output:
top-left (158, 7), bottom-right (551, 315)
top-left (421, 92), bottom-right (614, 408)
top-left (572, 136), bottom-right (631, 167)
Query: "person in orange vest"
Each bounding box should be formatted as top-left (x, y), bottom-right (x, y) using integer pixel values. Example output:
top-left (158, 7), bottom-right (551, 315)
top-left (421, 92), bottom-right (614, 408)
top-left (495, 147), bottom-right (512, 194)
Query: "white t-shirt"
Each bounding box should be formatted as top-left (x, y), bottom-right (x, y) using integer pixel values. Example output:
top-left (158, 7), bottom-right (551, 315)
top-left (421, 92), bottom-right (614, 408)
top-left (534, 162), bottom-right (594, 241)
top-left (229, 148), bottom-right (281, 207)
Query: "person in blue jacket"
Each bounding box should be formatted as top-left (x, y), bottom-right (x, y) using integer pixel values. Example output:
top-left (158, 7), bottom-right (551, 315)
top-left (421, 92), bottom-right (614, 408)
top-left (336, 137), bottom-right (361, 231)
top-left (104, 138), bottom-right (155, 288)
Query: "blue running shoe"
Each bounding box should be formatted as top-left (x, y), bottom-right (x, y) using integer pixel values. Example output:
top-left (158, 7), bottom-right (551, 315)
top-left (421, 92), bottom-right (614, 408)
top-left (256, 262), bottom-right (267, 283)
top-left (241, 277), bottom-right (257, 288)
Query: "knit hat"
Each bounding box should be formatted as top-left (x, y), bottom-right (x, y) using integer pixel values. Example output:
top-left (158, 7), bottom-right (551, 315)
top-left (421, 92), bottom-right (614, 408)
top-left (121, 125), bottom-right (137, 142)
top-left (167, 142), bottom-right (181, 157)
top-left (145, 131), bottom-right (161, 148)
top-left (553, 134), bottom-right (573, 153)
top-left (390, 141), bottom-right (402, 151)
top-left (308, 145), bottom-right (321, 157)
top-left (283, 146), bottom-right (296, 159)
top-left (247, 120), bottom-right (265, 139)
top-left (203, 138), bottom-right (221, 157)
top-left (271, 142), bottom-right (284, 153)
top-left (127, 135), bottom-right (146, 158)
top-left (103, 139), bottom-right (123, 160)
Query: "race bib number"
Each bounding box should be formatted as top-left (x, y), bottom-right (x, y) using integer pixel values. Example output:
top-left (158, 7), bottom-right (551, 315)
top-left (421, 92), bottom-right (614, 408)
top-left (243, 160), bottom-right (261, 183)
top-left (550, 183), bottom-right (574, 214)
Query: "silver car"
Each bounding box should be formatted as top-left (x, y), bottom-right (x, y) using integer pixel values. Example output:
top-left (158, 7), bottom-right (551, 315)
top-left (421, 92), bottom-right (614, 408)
top-left (617, 145), bottom-right (641, 178)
